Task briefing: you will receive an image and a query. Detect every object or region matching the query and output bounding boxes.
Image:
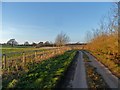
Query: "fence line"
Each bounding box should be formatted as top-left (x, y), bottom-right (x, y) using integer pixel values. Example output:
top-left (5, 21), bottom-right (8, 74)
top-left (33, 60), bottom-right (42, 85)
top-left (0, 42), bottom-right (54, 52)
top-left (2, 47), bottom-right (71, 72)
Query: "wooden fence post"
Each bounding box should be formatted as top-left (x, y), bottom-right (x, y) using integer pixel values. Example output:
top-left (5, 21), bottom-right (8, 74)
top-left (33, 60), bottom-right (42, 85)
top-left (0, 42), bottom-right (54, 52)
top-left (35, 50), bottom-right (37, 61)
top-left (40, 54), bottom-right (42, 60)
top-left (52, 50), bottom-right (54, 55)
top-left (22, 52), bottom-right (26, 66)
top-left (54, 50), bottom-right (56, 55)
top-left (40, 51), bottom-right (44, 60)
top-left (3, 54), bottom-right (6, 69)
top-left (43, 51), bottom-right (45, 59)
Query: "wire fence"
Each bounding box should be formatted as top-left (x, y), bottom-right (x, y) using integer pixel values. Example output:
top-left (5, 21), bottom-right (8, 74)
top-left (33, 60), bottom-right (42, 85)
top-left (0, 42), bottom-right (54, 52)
top-left (1, 47), bottom-right (71, 72)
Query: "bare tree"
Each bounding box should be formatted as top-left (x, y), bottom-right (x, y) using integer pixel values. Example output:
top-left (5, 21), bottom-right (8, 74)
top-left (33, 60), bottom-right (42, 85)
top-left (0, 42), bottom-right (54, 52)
top-left (44, 41), bottom-right (50, 46)
top-left (32, 42), bottom-right (37, 47)
top-left (55, 32), bottom-right (70, 46)
top-left (105, 3), bottom-right (118, 34)
top-left (92, 28), bottom-right (100, 39)
top-left (85, 30), bottom-right (92, 43)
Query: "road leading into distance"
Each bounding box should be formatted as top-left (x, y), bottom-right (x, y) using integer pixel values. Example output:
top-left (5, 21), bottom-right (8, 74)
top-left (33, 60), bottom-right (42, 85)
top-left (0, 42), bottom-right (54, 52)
top-left (71, 50), bottom-right (119, 89)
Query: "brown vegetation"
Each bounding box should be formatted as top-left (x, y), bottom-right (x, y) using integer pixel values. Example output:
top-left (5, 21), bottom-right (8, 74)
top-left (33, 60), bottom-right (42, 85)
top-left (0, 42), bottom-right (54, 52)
top-left (85, 3), bottom-right (120, 78)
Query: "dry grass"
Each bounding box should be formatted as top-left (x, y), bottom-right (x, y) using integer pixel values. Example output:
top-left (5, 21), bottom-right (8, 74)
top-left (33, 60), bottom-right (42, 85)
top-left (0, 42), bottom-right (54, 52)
top-left (85, 32), bottom-right (120, 78)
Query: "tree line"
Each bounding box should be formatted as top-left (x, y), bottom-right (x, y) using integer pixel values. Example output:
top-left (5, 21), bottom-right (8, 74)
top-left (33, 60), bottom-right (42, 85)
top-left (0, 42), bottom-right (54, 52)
top-left (3, 32), bottom-right (70, 47)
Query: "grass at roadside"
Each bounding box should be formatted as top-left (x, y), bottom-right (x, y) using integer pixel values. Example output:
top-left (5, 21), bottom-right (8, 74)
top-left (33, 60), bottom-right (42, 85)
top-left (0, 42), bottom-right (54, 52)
top-left (2, 50), bottom-right (76, 89)
top-left (88, 50), bottom-right (120, 78)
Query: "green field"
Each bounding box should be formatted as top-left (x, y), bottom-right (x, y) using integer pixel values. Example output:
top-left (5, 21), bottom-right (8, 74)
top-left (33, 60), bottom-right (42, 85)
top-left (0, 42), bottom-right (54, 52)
top-left (1, 45), bottom-right (50, 60)
top-left (1, 45), bottom-right (41, 54)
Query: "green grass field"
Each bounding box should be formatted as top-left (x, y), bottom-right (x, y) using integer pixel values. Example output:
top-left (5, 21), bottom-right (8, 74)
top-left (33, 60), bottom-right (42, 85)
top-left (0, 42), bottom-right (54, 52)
top-left (1, 45), bottom-right (48, 60)
top-left (1, 45), bottom-right (40, 54)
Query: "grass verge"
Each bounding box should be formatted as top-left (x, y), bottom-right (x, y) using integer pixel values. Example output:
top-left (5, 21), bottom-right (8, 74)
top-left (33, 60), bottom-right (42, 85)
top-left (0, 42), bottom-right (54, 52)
top-left (2, 50), bottom-right (76, 89)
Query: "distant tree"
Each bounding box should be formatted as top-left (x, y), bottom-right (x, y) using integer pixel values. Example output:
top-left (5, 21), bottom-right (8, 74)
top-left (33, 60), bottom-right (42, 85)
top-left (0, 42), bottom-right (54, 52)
top-left (32, 42), bottom-right (37, 47)
top-left (49, 41), bottom-right (53, 45)
top-left (36, 42), bottom-right (44, 48)
top-left (7, 39), bottom-right (18, 47)
top-left (24, 41), bottom-right (29, 46)
top-left (44, 41), bottom-right (50, 46)
top-left (76, 42), bottom-right (80, 44)
top-left (55, 32), bottom-right (70, 46)
top-left (38, 42), bottom-right (44, 46)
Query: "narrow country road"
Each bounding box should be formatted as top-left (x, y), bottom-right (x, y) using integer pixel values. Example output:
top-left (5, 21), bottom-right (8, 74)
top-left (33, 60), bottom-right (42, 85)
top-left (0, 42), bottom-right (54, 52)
top-left (72, 51), bottom-right (88, 88)
top-left (83, 51), bottom-right (119, 89)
